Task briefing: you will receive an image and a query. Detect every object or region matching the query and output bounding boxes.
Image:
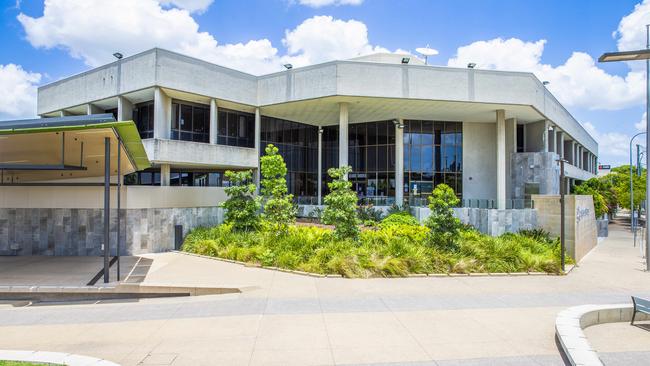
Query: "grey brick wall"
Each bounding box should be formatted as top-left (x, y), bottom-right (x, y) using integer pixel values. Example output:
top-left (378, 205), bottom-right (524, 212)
top-left (512, 152), bottom-right (560, 200)
top-left (412, 207), bottom-right (538, 236)
top-left (0, 207), bottom-right (224, 256)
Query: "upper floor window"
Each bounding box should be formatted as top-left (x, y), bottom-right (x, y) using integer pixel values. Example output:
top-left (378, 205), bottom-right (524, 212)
top-left (133, 102), bottom-right (154, 139)
top-left (171, 101), bottom-right (209, 143)
top-left (217, 109), bottom-right (254, 148)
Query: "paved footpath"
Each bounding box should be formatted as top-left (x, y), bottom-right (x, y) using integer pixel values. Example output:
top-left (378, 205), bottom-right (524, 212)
top-left (1, 223), bottom-right (649, 366)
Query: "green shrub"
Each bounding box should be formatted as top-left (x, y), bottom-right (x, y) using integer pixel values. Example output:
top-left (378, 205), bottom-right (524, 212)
top-left (260, 144), bottom-right (296, 232)
top-left (358, 203), bottom-right (384, 222)
top-left (221, 170), bottom-right (261, 232)
top-left (425, 184), bottom-right (462, 251)
top-left (322, 166), bottom-right (360, 240)
top-left (380, 212), bottom-right (419, 228)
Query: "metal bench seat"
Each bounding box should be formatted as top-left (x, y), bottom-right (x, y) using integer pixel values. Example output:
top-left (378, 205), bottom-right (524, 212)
top-left (631, 296), bottom-right (650, 325)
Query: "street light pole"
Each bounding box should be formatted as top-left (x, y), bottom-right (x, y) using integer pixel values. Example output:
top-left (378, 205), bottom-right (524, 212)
top-left (646, 23), bottom-right (650, 270)
top-left (558, 158), bottom-right (567, 273)
top-left (630, 132), bottom-right (645, 234)
top-left (598, 24), bottom-right (650, 271)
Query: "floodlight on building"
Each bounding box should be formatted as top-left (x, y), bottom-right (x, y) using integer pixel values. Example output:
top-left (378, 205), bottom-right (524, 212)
top-left (467, 62), bottom-right (476, 69)
top-left (401, 57), bottom-right (410, 64)
top-left (283, 64), bottom-right (293, 70)
top-left (113, 52), bottom-right (123, 60)
top-left (542, 81), bottom-right (550, 86)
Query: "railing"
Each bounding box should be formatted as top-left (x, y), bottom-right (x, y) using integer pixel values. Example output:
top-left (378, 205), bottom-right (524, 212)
top-left (294, 196), bottom-right (397, 206)
top-left (408, 197), bottom-right (532, 209)
top-left (294, 196), bottom-right (532, 209)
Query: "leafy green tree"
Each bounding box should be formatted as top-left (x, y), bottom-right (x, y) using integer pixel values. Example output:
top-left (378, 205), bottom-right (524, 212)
top-left (574, 178), bottom-right (608, 218)
top-left (609, 165), bottom-right (646, 210)
top-left (322, 166), bottom-right (360, 240)
top-left (426, 184), bottom-right (462, 251)
top-left (260, 144), bottom-right (296, 232)
top-left (221, 170), bottom-right (260, 232)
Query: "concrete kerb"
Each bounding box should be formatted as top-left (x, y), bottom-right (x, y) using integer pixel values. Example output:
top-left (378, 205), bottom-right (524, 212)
top-left (172, 250), bottom-right (567, 278)
top-left (0, 349), bottom-right (120, 366)
top-left (555, 304), bottom-right (650, 366)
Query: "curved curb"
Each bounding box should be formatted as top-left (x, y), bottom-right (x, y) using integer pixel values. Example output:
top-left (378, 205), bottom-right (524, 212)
top-left (555, 304), bottom-right (649, 366)
top-left (0, 350), bottom-right (120, 365)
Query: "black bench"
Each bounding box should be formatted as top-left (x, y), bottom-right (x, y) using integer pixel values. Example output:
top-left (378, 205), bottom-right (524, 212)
top-left (631, 296), bottom-right (650, 325)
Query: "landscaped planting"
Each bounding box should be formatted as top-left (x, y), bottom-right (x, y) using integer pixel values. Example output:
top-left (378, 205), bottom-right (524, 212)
top-left (181, 144), bottom-right (567, 278)
top-left (182, 219), bottom-right (564, 277)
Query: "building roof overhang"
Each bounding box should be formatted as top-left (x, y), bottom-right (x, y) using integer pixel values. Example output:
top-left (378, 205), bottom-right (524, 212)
top-left (0, 114), bottom-right (150, 183)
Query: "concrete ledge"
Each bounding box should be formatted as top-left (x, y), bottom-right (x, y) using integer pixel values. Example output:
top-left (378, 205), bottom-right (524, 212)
top-left (0, 282), bottom-right (239, 302)
top-left (0, 349), bottom-right (119, 365)
top-left (555, 304), bottom-right (650, 366)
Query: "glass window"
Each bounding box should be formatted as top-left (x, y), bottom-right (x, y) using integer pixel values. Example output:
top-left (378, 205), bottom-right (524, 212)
top-left (180, 104), bottom-right (192, 131)
top-left (218, 111), bottom-right (227, 136)
top-left (171, 103), bottom-right (179, 130)
top-left (224, 112), bottom-right (235, 137)
top-left (404, 120), bottom-right (462, 201)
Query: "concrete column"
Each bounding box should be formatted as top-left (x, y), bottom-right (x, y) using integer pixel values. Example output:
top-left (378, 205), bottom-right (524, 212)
top-left (395, 119), bottom-right (405, 206)
top-left (543, 121), bottom-right (550, 152)
top-left (86, 104), bottom-right (102, 115)
top-left (496, 110), bottom-right (506, 209)
top-left (59, 110), bottom-right (71, 117)
top-left (160, 164), bottom-right (171, 186)
top-left (317, 127), bottom-right (323, 205)
top-left (505, 118), bottom-right (517, 200)
top-left (153, 87), bottom-right (171, 139)
top-left (209, 99), bottom-right (218, 145)
top-left (339, 103), bottom-right (349, 171)
top-left (571, 142), bottom-right (576, 165)
top-left (547, 126), bottom-right (555, 153)
top-left (578, 146), bottom-right (583, 169)
top-left (255, 108), bottom-right (261, 191)
top-left (117, 96), bottom-right (133, 121)
top-left (557, 131), bottom-right (564, 159)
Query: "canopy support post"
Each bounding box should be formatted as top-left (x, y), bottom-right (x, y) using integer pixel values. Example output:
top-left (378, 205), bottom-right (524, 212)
top-left (103, 137), bottom-right (110, 283)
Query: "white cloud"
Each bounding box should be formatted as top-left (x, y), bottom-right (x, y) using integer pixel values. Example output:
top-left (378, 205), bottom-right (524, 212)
top-left (447, 37), bottom-right (645, 111)
top-left (615, 0), bottom-right (650, 52)
top-left (635, 112), bottom-right (647, 131)
top-left (282, 15), bottom-right (388, 67)
top-left (0, 64), bottom-right (41, 119)
top-left (17, 0), bottom-right (280, 74)
top-left (584, 122), bottom-right (631, 162)
top-left (296, 0), bottom-right (363, 7)
top-left (159, 0), bottom-right (214, 13)
top-left (18, 2), bottom-right (395, 75)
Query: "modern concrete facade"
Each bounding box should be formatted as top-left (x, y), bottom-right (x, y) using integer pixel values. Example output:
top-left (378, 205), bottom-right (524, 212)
top-left (36, 48), bottom-right (598, 207)
top-left (0, 48), bottom-right (600, 254)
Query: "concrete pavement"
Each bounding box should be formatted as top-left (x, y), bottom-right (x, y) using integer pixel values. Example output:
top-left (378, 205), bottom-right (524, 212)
top-left (0, 222), bottom-right (648, 365)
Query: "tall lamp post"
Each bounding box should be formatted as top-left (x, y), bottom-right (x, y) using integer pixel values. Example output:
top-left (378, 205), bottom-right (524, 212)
top-left (630, 132), bottom-right (646, 235)
top-left (558, 158), bottom-right (567, 272)
top-left (599, 25), bottom-right (650, 271)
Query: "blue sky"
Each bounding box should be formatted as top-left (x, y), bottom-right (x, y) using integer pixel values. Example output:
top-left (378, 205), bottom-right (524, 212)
top-left (1, 0), bottom-right (649, 166)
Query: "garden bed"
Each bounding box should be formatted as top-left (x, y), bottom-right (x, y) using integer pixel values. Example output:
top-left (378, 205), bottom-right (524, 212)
top-left (181, 222), bottom-right (567, 278)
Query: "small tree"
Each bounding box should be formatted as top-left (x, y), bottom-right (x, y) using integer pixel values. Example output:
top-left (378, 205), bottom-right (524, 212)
top-left (322, 166), bottom-right (360, 240)
top-left (574, 178), bottom-right (608, 218)
top-left (426, 184), bottom-right (462, 251)
top-left (260, 144), bottom-right (296, 232)
top-left (222, 170), bottom-right (260, 232)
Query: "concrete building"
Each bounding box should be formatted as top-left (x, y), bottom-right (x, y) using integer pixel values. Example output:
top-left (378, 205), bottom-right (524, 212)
top-left (2, 48), bottom-right (598, 255)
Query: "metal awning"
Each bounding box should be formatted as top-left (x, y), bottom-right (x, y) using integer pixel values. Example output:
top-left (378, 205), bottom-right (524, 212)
top-left (0, 113), bottom-right (149, 183)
